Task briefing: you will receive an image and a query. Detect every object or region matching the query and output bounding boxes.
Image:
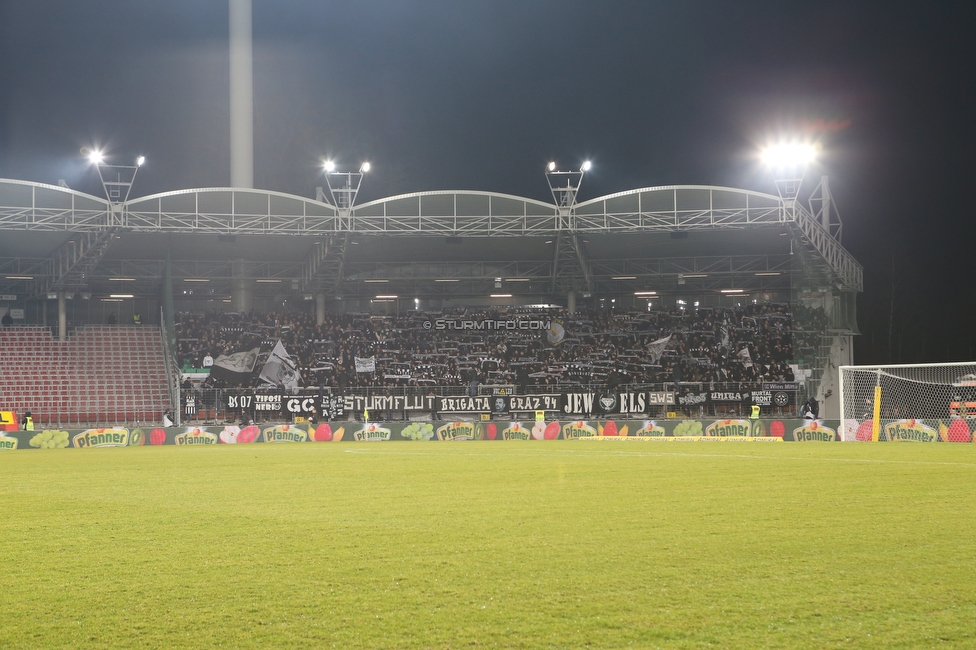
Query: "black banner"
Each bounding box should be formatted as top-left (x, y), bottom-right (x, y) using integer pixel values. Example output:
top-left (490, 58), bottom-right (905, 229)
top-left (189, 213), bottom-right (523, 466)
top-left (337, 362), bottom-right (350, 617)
top-left (437, 396), bottom-right (492, 413)
top-left (708, 391), bottom-right (750, 403)
top-left (561, 391), bottom-right (649, 415)
top-left (647, 391), bottom-right (676, 407)
top-left (345, 394), bottom-right (438, 415)
top-left (504, 394), bottom-right (562, 412)
top-left (677, 391), bottom-right (709, 407)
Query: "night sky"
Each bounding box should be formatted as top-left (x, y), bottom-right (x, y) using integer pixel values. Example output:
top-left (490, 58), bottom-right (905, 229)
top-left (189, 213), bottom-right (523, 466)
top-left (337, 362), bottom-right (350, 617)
top-left (1, 1), bottom-right (973, 363)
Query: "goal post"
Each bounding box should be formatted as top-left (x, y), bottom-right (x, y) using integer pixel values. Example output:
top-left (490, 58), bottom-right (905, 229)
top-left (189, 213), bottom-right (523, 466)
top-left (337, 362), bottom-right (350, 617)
top-left (839, 362), bottom-right (976, 441)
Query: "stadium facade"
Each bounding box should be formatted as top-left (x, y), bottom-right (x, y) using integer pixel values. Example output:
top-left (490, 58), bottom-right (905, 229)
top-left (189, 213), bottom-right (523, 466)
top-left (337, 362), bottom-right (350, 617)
top-left (0, 172), bottom-right (860, 418)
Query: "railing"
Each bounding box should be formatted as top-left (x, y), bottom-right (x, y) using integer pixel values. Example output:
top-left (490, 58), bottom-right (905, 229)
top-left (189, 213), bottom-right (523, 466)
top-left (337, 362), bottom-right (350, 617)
top-left (159, 307), bottom-right (181, 426)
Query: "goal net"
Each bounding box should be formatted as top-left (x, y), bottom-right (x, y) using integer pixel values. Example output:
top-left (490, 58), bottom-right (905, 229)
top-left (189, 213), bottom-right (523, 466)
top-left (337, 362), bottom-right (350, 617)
top-left (839, 362), bottom-right (976, 442)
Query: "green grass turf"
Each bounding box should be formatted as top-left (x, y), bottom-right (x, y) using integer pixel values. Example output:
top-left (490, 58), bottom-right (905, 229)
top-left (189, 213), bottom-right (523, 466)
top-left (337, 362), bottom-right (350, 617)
top-left (2, 441), bottom-right (976, 649)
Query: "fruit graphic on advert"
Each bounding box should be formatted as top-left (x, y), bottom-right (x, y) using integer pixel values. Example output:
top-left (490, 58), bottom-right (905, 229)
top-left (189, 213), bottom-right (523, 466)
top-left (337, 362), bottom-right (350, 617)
top-left (946, 419), bottom-right (971, 442)
top-left (544, 421), bottom-right (560, 440)
top-left (770, 421), bottom-right (785, 438)
top-left (150, 428), bottom-right (167, 446)
top-left (531, 422), bottom-right (546, 440)
top-left (219, 426), bottom-right (241, 444)
top-left (619, 425), bottom-right (629, 437)
top-left (486, 423), bottom-right (497, 440)
top-left (332, 426), bottom-right (345, 442)
top-left (855, 420), bottom-right (875, 441)
top-left (313, 423), bottom-right (333, 442)
top-left (237, 425), bottom-right (260, 444)
top-left (129, 429), bottom-right (146, 446)
top-left (603, 421), bottom-right (618, 436)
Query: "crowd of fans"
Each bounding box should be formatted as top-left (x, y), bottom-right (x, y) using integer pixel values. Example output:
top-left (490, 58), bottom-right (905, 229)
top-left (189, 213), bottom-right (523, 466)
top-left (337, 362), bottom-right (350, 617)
top-left (175, 302), bottom-right (827, 394)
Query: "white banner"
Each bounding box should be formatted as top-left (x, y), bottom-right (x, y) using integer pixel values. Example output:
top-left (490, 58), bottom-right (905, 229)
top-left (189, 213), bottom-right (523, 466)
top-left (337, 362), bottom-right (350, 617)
top-left (210, 347), bottom-right (260, 383)
top-left (737, 346), bottom-right (753, 368)
top-left (646, 335), bottom-right (672, 364)
top-left (355, 356), bottom-right (376, 373)
top-left (259, 340), bottom-right (301, 389)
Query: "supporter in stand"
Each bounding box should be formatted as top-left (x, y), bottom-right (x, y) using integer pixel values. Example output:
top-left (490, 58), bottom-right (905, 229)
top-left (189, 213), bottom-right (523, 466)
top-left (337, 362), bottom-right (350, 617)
top-left (172, 303), bottom-right (825, 394)
top-left (1, 309), bottom-right (13, 326)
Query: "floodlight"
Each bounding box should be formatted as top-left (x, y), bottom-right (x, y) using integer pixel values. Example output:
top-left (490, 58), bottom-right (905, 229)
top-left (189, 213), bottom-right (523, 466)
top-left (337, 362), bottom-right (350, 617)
top-left (761, 143), bottom-right (816, 168)
top-left (360, 162), bottom-right (370, 173)
top-left (580, 160), bottom-right (592, 172)
top-left (88, 150), bottom-right (104, 165)
top-left (136, 156), bottom-right (145, 166)
top-left (323, 160), bottom-right (336, 172)
top-left (547, 161), bottom-right (556, 172)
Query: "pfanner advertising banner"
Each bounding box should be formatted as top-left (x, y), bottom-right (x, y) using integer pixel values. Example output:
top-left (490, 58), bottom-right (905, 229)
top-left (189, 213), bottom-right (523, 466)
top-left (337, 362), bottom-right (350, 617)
top-left (4, 418), bottom-right (974, 450)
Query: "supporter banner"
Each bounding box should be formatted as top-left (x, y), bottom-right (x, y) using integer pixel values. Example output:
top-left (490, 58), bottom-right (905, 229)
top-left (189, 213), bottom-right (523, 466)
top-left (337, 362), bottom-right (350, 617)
top-left (345, 394), bottom-right (437, 414)
top-left (437, 395), bottom-right (492, 413)
top-left (647, 391), bottom-right (676, 407)
top-left (224, 391), bottom-right (346, 418)
top-left (503, 394), bottom-right (562, 412)
top-left (751, 390), bottom-right (773, 407)
top-left (354, 356), bottom-right (376, 373)
top-left (209, 347), bottom-right (260, 385)
top-left (708, 390), bottom-right (750, 403)
top-left (677, 390), bottom-right (709, 407)
top-left (7, 419), bottom-right (971, 449)
top-left (762, 382), bottom-right (799, 391)
top-left (258, 340), bottom-right (301, 389)
top-left (561, 390), bottom-right (650, 415)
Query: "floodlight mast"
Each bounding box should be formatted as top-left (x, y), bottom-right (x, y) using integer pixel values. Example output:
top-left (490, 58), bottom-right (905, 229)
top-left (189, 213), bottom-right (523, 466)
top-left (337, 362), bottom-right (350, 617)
top-left (545, 161), bottom-right (589, 211)
top-left (762, 143), bottom-right (816, 203)
top-left (90, 153), bottom-right (144, 204)
top-left (320, 161), bottom-right (370, 224)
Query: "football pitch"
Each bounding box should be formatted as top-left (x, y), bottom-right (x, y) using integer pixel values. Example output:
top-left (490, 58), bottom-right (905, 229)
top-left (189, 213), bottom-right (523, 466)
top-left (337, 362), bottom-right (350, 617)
top-left (3, 441), bottom-right (976, 649)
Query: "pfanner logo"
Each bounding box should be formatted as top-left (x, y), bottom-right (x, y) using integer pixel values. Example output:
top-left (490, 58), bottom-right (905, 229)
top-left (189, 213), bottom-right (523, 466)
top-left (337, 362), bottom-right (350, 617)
top-left (436, 422), bottom-right (477, 441)
top-left (0, 434), bottom-right (18, 450)
top-left (502, 423), bottom-right (531, 440)
top-left (562, 422), bottom-right (598, 439)
top-left (792, 422), bottom-right (837, 442)
top-left (885, 420), bottom-right (937, 442)
top-left (705, 420), bottom-right (752, 437)
top-left (175, 429), bottom-right (219, 445)
top-left (73, 428), bottom-right (130, 448)
top-left (353, 425), bottom-right (392, 442)
top-left (263, 425), bottom-right (309, 443)
top-left (635, 423), bottom-right (666, 437)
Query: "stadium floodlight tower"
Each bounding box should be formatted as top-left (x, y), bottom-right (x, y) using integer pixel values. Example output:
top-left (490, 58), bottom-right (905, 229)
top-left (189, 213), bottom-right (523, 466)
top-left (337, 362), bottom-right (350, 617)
top-left (545, 160), bottom-right (590, 216)
top-left (319, 160), bottom-right (370, 227)
top-left (545, 161), bottom-right (592, 310)
top-left (762, 142), bottom-right (816, 206)
top-left (87, 150), bottom-right (145, 205)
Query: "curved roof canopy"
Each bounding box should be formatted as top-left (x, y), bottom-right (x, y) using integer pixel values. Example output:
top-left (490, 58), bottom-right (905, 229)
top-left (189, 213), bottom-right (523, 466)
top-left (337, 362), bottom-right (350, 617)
top-left (0, 178), bottom-right (861, 296)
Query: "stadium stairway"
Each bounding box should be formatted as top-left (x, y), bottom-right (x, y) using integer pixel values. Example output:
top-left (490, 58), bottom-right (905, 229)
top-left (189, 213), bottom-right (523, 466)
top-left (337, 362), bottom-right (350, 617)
top-left (0, 325), bottom-right (172, 427)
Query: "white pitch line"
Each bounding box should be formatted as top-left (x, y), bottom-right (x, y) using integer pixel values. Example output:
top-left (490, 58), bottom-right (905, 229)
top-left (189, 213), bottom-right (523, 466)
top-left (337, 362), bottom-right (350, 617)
top-left (342, 446), bottom-right (976, 467)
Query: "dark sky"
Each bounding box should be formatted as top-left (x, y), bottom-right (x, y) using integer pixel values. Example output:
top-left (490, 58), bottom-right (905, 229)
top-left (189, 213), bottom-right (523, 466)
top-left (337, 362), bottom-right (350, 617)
top-left (1, 1), bottom-right (974, 363)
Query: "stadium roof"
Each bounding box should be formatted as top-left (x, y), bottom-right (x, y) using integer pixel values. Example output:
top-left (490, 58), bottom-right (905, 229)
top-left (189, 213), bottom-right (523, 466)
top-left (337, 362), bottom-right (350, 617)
top-left (0, 178), bottom-right (861, 301)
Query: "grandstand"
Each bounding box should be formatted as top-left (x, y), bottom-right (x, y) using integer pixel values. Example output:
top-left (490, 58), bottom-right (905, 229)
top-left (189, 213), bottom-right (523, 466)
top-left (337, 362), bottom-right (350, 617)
top-left (0, 173), bottom-right (861, 423)
top-left (0, 324), bottom-right (171, 425)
